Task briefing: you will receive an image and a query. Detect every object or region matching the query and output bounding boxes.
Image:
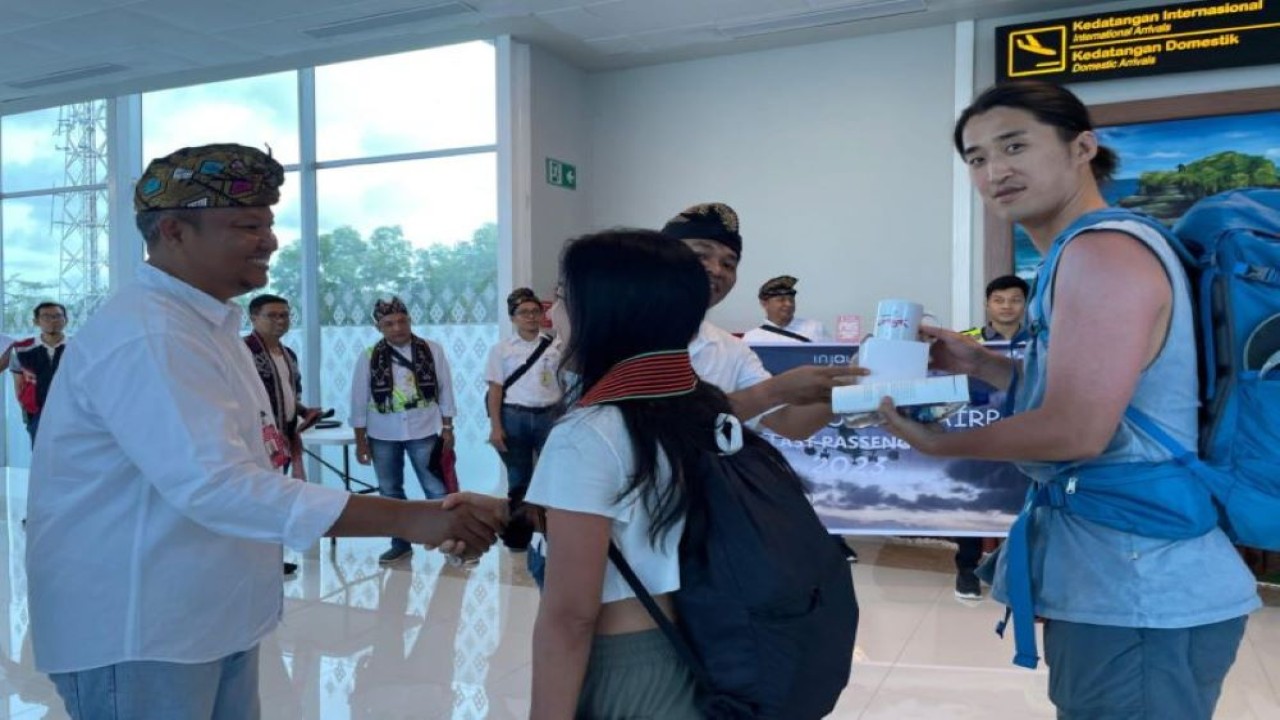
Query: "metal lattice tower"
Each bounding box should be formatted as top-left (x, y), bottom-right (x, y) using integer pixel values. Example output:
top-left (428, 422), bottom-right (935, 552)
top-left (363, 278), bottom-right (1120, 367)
top-left (55, 101), bottom-right (109, 317)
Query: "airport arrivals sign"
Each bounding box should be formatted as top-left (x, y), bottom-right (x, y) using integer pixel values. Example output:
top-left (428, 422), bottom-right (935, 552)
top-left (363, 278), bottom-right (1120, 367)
top-left (996, 0), bottom-right (1280, 84)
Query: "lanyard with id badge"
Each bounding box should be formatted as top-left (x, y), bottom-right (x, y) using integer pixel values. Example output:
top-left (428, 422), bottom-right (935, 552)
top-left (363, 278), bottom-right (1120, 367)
top-left (260, 411), bottom-right (290, 469)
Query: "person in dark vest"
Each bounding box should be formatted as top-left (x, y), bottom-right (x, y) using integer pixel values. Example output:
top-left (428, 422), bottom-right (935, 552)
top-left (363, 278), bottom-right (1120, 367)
top-left (11, 302), bottom-right (69, 445)
top-left (245, 293), bottom-right (322, 579)
top-left (245, 293), bottom-right (320, 478)
top-left (741, 275), bottom-right (829, 343)
top-left (351, 296), bottom-right (458, 565)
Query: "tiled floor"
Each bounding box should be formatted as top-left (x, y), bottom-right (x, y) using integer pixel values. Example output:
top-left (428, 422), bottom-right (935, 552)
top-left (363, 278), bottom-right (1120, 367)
top-left (3, 470), bottom-right (1278, 719)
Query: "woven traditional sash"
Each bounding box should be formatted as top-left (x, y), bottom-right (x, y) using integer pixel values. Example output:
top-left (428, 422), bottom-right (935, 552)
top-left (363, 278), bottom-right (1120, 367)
top-left (578, 350), bottom-right (698, 407)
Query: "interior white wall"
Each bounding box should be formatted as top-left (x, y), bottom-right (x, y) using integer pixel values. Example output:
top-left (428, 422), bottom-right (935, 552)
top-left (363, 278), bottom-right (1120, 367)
top-left (526, 45), bottom-right (593, 302)
top-left (585, 25), bottom-right (959, 335)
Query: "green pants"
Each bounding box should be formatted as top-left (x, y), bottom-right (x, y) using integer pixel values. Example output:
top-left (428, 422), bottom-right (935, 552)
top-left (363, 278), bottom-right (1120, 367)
top-left (577, 629), bottom-right (701, 720)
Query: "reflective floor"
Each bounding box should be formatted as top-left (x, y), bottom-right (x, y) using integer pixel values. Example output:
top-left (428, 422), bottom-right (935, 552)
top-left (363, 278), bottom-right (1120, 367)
top-left (2, 469), bottom-right (1278, 719)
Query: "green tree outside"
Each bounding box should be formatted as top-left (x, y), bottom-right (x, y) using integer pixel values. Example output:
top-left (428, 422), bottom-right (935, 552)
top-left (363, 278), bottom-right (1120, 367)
top-left (267, 222), bottom-right (498, 325)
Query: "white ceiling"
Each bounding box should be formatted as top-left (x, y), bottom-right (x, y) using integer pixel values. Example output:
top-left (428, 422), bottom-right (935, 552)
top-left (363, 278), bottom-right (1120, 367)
top-left (0, 0), bottom-right (1082, 113)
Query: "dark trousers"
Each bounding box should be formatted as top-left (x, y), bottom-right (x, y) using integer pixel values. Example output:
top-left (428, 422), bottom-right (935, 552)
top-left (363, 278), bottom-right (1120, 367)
top-left (24, 413), bottom-right (40, 447)
top-left (1044, 616), bottom-right (1246, 719)
top-left (955, 536), bottom-right (983, 573)
top-left (496, 405), bottom-right (554, 502)
top-left (497, 405), bottom-right (554, 550)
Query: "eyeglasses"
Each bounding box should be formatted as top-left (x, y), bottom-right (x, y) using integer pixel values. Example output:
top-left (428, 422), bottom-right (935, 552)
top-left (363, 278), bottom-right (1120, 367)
top-left (514, 309), bottom-right (544, 318)
top-left (258, 312), bottom-right (291, 321)
top-left (37, 314), bottom-right (66, 321)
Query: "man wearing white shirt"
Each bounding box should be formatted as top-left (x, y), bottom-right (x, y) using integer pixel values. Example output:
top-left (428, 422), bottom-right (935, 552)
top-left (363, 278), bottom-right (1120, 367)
top-left (351, 296), bottom-right (458, 566)
top-left (662, 204), bottom-right (861, 564)
top-left (741, 275), bottom-right (830, 344)
top-left (660, 203), bottom-right (855, 439)
top-left (26, 144), bottom-right (504, 720)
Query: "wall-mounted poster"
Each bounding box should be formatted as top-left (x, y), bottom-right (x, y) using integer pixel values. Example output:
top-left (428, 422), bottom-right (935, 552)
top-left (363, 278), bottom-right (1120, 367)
top-left (1001, 88), bottom-right (1280, 278)
top-left (1014, 107), bottom-right (1280, 276)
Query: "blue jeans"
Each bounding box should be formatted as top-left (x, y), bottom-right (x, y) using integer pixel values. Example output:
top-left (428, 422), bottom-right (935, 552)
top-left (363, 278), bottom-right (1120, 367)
top-left (50, 646), bottom-right (260, 720)
top-left (369, 435), bottom-right (447, 553)
top-left (497, 405), bottom-right (554, 501)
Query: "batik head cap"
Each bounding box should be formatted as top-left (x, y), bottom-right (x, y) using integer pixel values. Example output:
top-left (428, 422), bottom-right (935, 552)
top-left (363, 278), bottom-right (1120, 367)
top-left (660, 202), bottom-right (742, 259)
top-left (372, 296), bottom-right (409, 323)
top-left (134, 143), bottom-right (285, 213)
top-left (507, 287), bottom-right (540, 316)
top-left (759, 275), bottom-right (799, 300)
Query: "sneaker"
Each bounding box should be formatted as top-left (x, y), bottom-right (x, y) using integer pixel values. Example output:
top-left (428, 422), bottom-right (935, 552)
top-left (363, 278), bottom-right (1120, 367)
top-left (283, 562), bottom-right (299, 579)
top-left (955, 569), bottom-right (982, 599)
top-left (846, 546), bottom-right (859, 564)
top-left (379, 547), bottom-right (413, 565)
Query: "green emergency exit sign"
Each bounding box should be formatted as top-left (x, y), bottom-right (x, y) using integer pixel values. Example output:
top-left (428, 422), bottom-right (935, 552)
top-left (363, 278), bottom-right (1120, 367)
top-left (546, 158), bottom-right (577, 190)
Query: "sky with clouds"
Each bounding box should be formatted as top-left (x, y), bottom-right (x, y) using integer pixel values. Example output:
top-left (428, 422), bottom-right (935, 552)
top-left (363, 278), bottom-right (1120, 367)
top-left (1098, 109), bottom-right (1280, 178)
top-left (1, 40), bottom-right (497, 295)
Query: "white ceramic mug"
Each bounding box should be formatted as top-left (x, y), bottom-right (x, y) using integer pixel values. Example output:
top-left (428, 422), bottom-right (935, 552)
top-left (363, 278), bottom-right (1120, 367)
top-left (874, 299), bottom-right (925, 341)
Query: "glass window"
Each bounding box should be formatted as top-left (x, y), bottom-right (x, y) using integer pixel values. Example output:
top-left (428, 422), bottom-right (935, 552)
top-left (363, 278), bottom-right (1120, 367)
top-left (2, 189), bottom-right (107, 467)
top-left (315, 154), bottom-right (498, 487)
top-left (315, 41), bottom-right (496, 161)
top-left (2, 102), bottom-right (108, 192)
top-left (142, 71), bottom-right (300, 167)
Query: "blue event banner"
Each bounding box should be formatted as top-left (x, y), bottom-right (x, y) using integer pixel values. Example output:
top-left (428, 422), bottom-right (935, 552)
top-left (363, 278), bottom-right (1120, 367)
top-left (749, 341), bottom-right (1027, 536)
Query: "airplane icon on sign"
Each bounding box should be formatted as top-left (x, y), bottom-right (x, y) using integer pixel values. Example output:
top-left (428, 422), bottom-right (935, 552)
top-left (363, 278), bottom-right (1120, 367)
top-left (1016, 33), bottom-right (1058, 56)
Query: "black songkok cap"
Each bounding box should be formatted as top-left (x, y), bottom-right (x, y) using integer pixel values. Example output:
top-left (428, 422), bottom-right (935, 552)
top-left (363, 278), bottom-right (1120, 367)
top-left (758, 275), bottom-right (798, 300)
top-left (372, 296), bottom-right (409, 323)
top-left (661, 202), bottom-right (742, 259)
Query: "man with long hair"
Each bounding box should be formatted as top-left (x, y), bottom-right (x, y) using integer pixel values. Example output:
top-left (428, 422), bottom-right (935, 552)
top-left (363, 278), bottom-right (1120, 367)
top-left (880, 81), bottom-right (1257, 718)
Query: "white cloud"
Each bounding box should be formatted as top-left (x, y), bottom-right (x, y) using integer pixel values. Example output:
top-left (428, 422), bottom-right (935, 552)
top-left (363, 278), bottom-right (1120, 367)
top-left (1266, 148), bottom-right (1280, 159)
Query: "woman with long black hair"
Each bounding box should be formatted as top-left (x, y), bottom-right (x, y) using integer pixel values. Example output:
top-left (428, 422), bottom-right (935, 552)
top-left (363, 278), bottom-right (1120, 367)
top-left (523, 228), bottom-right (729, 719)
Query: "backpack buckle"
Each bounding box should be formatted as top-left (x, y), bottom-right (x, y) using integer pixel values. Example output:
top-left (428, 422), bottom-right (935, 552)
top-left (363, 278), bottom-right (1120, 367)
top-left (714, 413), bottom-right (743, 455)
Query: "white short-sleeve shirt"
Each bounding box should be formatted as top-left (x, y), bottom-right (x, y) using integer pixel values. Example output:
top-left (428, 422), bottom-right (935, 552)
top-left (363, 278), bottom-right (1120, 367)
top-left (689, 320), bottom-right (771, 393)
top-left (741, 317), bottom-right (829, 344)
top-left (524, 405), bottom-right (682, 603)
top-left (484, 334), bottom-right (563, 408)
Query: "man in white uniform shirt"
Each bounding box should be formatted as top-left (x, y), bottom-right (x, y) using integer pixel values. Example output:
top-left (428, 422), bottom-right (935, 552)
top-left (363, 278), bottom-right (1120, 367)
top-left (351, 296), bottom-right (458, 566)
top-left (660, 203), bottom-right (855, 439)
top-left (486, 288), bottom-right (562, 550)
top-left (742, 275), bottom-right (830, 343)
top-left (26, 144), bottom-right (504, 720)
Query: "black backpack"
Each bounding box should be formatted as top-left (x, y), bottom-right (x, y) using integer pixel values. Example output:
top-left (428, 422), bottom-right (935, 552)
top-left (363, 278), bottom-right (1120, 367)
top-left (610, 414), bottom-right (858, 719)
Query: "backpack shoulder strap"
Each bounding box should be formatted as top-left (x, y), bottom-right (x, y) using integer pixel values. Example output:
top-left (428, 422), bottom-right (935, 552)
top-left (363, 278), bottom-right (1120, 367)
top-left (1030, 208), bottom-right (1177, 343)
top-left (606, 541), bottom-right (715, 691)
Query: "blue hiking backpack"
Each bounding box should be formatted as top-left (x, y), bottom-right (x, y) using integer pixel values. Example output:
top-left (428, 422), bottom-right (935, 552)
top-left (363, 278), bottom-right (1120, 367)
top-left (609, 414), bottom-right (859, 719)
top-left (998, 189), bottom-right (1280, 670)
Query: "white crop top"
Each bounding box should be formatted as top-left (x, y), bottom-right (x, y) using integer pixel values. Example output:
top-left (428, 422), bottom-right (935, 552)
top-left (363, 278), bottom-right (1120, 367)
top-left (524, 405), bottom-right (683, 603)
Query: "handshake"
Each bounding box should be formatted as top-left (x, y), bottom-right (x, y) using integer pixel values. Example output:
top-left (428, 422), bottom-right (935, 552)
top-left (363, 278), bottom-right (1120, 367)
top-left (410, 492), bottom-right (511, 561)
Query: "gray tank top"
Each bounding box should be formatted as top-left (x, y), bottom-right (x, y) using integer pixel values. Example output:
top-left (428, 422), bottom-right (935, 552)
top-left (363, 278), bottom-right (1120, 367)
top-left (1014, 218), bottom-right (1198, 479)
top-left (988, 217), bottom-right (1259, 627)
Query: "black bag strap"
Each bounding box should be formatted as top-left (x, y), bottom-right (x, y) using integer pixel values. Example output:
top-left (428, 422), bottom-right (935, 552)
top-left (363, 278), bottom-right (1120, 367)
top-left (758, 324), bottom-right (811, 343)
top-left (502, 335), bottom-right (553, 392)
top-left (606, 541), bottom-right (715, 691)
top-left (388, 346), bottom-right (416, 370)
